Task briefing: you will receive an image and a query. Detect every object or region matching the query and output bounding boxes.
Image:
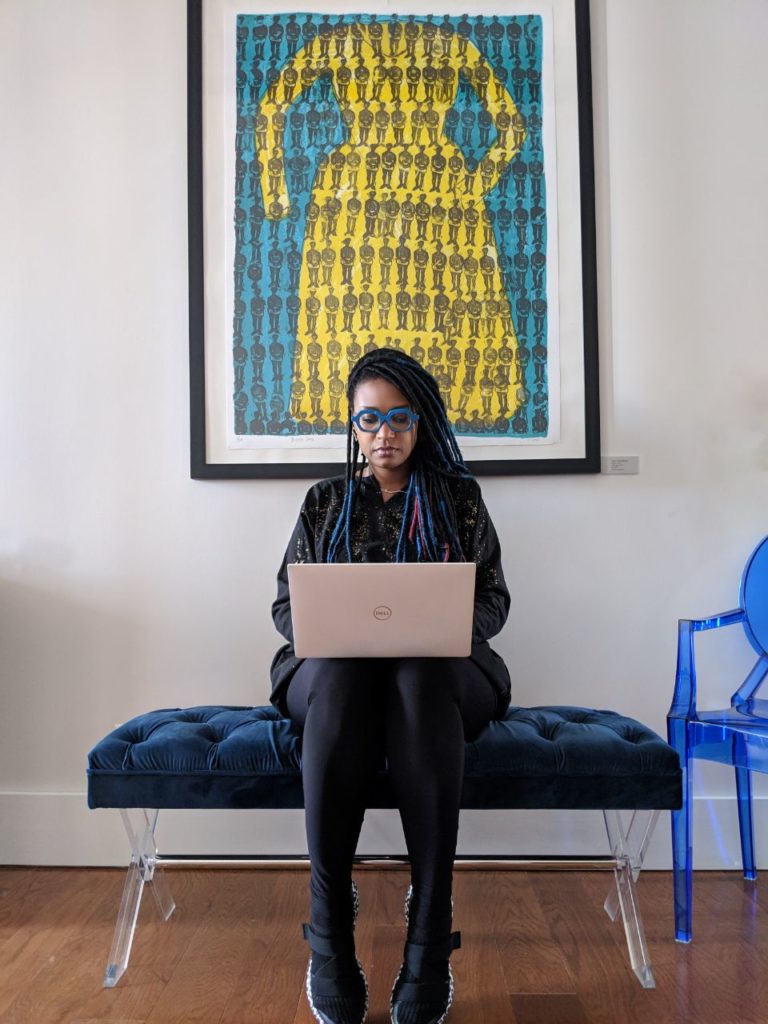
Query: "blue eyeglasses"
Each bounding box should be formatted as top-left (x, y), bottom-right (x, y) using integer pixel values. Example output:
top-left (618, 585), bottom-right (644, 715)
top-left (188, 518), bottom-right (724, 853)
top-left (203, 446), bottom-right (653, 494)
top-left (351, 406), bottom-right (420, 433)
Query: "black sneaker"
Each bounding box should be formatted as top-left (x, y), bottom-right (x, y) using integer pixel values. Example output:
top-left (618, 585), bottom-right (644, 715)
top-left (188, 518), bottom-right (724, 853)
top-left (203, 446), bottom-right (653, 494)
top-left (390, 931), bottom-right (461, 1024)
top-left (303, 882), bottom-right (367, 1024)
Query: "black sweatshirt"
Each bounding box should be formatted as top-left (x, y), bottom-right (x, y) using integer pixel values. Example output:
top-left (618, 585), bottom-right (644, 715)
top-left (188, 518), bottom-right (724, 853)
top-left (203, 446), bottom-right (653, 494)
top-left (270, 473), bottom-right (511, 718)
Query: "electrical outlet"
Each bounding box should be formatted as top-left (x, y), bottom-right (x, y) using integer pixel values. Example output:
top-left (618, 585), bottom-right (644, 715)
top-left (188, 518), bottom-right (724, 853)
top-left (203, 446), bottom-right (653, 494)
top-left (601, 456), bottom-right (639, 475)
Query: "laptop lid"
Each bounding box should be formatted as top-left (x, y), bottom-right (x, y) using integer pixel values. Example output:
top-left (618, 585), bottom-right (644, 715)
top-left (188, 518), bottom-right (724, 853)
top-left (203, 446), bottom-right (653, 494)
top-left (288, 562), bottom-right (476, 659)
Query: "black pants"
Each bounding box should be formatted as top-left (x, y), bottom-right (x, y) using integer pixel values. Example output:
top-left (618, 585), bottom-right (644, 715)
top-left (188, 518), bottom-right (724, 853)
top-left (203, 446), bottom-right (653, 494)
top-left (285, 656), bottom-right (497, 942)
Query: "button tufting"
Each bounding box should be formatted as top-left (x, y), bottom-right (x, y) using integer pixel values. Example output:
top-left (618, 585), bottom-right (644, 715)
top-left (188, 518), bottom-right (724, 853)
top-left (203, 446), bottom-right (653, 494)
top-left (87, 704), bottom-right (681, 815)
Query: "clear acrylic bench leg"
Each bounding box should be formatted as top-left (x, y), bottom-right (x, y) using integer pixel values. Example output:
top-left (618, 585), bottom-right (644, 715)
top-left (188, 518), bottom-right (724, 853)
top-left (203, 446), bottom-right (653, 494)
top-left (104, 808), bottom-right (176, 988)
top-left (602, 809), bottom-right (659, 989)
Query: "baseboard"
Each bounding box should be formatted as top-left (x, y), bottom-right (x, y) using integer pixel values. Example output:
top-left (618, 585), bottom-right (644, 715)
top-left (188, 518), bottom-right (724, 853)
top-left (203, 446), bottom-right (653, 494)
top-left (2, 791), bottom-right (766, 869)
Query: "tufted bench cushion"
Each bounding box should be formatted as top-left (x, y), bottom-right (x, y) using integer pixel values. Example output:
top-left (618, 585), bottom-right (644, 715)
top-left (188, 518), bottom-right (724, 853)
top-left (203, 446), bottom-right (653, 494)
top-left (87, 705), bottom-right (681, 812)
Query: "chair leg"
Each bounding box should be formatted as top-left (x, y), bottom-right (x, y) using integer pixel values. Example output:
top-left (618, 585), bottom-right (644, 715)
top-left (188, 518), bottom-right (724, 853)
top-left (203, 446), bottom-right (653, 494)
top-left (602, 810), bottom-right (656, 989)
top-left (603, 809), bottom-right (660, 922)
top-left (103, 808), bottom-right (176, 988)
top-left (735, 763), bottom-right (757, 881)
top-left (668, 716), bottom-right (692, 942)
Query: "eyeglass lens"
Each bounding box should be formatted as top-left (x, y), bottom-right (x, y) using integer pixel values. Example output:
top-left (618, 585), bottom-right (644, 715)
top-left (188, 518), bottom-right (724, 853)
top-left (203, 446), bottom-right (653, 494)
top-left (354, 408), bottom-right (416, 432)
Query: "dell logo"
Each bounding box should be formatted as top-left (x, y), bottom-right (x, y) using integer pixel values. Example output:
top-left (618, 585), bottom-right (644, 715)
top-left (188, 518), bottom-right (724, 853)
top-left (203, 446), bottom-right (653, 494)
top-left (373, 605), bottom-right (392, 621)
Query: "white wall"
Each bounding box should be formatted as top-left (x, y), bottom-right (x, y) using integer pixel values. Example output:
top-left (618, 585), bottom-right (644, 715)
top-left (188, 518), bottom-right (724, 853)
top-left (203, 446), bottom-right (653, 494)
top-left (1, 0), bottom-right (767, 867)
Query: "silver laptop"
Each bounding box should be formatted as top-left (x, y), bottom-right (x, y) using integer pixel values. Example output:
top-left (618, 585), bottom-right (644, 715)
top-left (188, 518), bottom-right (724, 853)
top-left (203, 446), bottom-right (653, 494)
top-left (288, 562), bottom-right (476, 658)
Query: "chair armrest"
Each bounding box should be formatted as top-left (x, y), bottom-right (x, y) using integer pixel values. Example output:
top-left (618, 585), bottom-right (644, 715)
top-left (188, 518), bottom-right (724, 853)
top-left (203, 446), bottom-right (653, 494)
top-left (687, 609), bottom-right (745, 632)
top-left (668, 609), bottom-right (745, 720)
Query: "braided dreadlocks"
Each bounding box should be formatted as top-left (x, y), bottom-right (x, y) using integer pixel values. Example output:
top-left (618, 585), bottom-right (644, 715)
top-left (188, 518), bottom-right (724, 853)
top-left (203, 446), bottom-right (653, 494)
top-left (326, 347), bottom-right (474, 564)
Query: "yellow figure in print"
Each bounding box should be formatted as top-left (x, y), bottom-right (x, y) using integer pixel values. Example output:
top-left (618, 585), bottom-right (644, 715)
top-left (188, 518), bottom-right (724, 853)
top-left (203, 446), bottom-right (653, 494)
top-left (257, 17), bottom-right (526, 428)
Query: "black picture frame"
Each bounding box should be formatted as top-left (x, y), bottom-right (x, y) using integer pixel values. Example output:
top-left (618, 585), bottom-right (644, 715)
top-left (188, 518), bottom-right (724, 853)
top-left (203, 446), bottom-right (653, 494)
top-left (188, 0), bottom-right (599, 479)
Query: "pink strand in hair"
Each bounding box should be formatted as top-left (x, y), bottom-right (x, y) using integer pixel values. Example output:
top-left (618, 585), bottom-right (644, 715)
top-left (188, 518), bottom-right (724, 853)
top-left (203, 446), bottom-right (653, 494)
top-left (408, 496), bottom-right (427, 551)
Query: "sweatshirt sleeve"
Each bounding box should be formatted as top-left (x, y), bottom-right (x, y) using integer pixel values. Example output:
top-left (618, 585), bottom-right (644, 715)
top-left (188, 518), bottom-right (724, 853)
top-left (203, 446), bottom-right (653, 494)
top-left (467, 488), bottom-right (511, 644)
top-left (271, 487), bottom-right (319, 644)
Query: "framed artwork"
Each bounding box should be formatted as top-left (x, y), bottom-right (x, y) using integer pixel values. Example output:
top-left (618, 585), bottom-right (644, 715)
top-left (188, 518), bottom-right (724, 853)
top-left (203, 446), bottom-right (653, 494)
top-left (188, 0), bottom-right (599, 478)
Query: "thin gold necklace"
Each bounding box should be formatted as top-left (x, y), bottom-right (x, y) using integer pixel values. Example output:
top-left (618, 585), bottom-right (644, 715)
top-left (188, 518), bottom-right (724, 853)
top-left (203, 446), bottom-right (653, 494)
top-left (369, 476), bottom-right (408, 493)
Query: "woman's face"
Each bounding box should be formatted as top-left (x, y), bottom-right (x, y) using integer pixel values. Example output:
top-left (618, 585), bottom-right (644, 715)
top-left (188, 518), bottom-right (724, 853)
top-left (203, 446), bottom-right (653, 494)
top-left (351, 376), bottom-right (419, 475)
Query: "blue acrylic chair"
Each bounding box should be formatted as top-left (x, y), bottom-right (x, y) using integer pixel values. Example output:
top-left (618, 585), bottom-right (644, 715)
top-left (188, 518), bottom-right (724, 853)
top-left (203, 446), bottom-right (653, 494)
top-left (668, 535), bottom-right (768, 942)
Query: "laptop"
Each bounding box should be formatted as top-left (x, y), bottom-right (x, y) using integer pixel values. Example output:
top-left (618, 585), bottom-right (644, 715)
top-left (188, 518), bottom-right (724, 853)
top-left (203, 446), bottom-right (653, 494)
top-left (288, 562), bottom-right (476, 658)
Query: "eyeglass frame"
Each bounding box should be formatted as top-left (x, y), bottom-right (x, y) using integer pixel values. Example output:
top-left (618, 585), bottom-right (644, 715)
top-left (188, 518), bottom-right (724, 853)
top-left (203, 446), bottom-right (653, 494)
top-left (350, 406), bottom-right (420, 433)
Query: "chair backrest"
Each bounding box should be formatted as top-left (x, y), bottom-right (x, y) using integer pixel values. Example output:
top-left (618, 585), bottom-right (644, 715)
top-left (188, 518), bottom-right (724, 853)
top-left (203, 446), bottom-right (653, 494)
top-left (740, 536), bottom-right (768, 656)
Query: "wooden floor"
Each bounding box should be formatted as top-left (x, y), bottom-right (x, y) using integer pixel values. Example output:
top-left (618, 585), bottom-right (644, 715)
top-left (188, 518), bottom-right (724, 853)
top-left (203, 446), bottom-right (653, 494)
top-left (1, 866), bottom-right (766, 1024)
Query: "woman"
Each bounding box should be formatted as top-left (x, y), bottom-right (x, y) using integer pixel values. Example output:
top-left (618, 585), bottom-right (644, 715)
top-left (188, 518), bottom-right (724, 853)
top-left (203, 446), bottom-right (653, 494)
top-left (270, 347), bottom-right (511, 1024)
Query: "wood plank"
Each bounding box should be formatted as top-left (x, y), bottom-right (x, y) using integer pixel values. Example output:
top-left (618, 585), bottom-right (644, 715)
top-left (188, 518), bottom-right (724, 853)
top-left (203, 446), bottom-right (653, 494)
top-left (85, 869), bottom-right (227, 1024)
top-left (0, 870), bottom-right (119, 1022)
top-left (578, 869), bottom-right (768, 1024)
top-left (5, 869), bottom-right (257, 1024)
top-left (449, 872), bottom-right (518, 1023)
top-left (1, 868), bottom-right (231, 1024)
top-left (527, 871), bottom-right (648, 1024)
top-left (462, 866), bottom-right (576, 994)
top-left (0, 868), bottom-right (105, 948)
top-left (142, 871), bottom-right (274, 1024)
top-left (657, 870), bottom-right (765, 1024)
top-left (217, 870), bottom-right (307, 1024)
top-left (1, 868), bottom-right (768, 1024)
top-left (510, 994), bottom-right (589, 1024)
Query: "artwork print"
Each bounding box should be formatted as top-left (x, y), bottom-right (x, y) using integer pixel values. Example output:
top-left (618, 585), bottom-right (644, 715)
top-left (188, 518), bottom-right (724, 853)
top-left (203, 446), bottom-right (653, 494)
top-left (231, 12), bottom-right (555, 442)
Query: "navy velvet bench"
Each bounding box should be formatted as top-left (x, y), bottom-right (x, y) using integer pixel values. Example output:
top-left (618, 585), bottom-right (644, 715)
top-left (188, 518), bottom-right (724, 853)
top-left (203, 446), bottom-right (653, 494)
top-left (87, 704), bottom-right (681, 990)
